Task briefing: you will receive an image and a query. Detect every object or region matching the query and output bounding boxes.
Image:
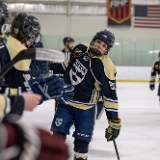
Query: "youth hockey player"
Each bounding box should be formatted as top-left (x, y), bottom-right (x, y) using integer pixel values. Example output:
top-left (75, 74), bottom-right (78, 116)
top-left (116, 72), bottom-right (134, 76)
top-left (0, 7), bottom-right (74, 117)
top-left (0, 12), bottom-right (41, 88)
top-left (149, 51), bottom-right (160, 101)
top-left (0, 1), bottom-right (41, 119)
top-left (50, 29), bottom-right (121, 160)
top-left (0, 12), bottom-right (74, 104)
top-left (0, 4), bottom-right (70, 160)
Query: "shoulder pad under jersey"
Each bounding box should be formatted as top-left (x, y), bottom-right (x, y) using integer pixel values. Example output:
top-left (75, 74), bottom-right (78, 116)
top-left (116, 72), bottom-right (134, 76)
top-left (95, 55), bottom-right (117, 80)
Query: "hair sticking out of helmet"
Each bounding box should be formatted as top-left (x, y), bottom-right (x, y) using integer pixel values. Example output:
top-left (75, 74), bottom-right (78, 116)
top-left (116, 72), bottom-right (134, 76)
top-left (11, 12), bottom-right (41, 47)
top-left (0, 1), bottom-right (9, 34)
top-left (63, 37), bottom-right (74, 45)
top-left (89, 29), bottom-right (115, 56)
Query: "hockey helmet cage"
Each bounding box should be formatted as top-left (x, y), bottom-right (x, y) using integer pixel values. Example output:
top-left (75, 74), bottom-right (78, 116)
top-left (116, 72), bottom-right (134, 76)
top-left (0, 1), bottom-right (9, 31)
top-left (91, 29), bottom-right (115, 52)
top-left (11, 12), bottom-right (41, 44)
top-left (63, 37), bottom-right (74, 45)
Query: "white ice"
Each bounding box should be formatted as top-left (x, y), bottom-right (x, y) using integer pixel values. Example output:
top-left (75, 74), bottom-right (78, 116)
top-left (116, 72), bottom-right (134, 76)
top-left (21, 82), bottom-right (160, 160)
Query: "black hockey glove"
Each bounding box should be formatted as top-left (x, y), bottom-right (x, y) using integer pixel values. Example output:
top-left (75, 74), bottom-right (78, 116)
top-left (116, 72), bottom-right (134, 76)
top-left (105, 118), bottom-right (121, 142)
top-left (30, 60), bottom-right (49, 77)
top-left (23, 74), bottom-right (65, 103)
top-left (149, 83), bottom-right (155, 91)
top-left (55, 84), bottom-right (74, 105)
top-left (23, 74), bottom-right (74, 104)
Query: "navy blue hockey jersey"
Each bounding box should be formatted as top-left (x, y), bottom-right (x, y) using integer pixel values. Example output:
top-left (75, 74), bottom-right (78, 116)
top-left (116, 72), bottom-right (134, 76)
top-left (0, 36), bottom-right (31, 88)
top-left (49, 43), bottom-right (119, 120)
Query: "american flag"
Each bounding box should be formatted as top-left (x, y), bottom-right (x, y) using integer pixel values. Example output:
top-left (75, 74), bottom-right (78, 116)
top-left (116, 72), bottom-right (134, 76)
top-left (134, 5), bottom-right (160, 28)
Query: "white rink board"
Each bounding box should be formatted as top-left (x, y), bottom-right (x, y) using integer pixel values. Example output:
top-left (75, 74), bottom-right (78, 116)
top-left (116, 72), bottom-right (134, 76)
top-left (116, 66), bottom-right (151, 81)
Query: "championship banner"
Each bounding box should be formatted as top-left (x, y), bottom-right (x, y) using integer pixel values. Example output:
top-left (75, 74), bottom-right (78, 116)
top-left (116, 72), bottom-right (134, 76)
top-left (107, 0), bottom-right (131, 26)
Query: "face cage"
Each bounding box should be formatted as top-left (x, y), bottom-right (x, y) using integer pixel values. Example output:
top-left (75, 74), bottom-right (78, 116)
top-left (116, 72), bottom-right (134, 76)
top-left (29, 33), bottom-right (41, 43)
top-left (22, 18), bottom-right (41, 43)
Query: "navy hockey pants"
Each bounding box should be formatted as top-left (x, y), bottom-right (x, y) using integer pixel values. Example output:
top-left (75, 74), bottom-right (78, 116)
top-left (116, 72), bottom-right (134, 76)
top-left (51, 105), bottom-right (96, 142)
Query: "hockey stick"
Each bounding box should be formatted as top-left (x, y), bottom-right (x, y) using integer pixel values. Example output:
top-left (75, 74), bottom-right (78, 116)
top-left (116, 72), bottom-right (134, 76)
top-left (113, 138), bottom-right (120, 160)
top-left (0, 48), bottom-right (64, 79)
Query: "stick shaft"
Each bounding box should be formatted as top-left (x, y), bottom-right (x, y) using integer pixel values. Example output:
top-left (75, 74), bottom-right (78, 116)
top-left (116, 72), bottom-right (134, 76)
top-left (113, 138), bottom-right (120, 160)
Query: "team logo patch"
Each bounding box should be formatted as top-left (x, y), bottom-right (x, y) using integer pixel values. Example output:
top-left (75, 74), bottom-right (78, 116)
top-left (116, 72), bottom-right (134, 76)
top-left (108, 0), bottom-right (131, 24)
top-left (55, 118), bottom-right (63, 127)
top-left (73, 48), bottom-right (82, 58)
top-left (69, 59), bottom-right (87, 85)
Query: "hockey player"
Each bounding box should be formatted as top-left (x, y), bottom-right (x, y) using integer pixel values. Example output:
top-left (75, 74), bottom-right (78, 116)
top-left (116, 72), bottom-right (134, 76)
top-left (50, 29), bottom-right (121, 160)
top-left (0, 12), bottom-right (74, 103)
top-left (0, 12), bottom-right (41, 88)
top-left (149, 51), bottom-right (160, 101)
top-left (0, 6), bottom-right (74, 117)
top-left (0, 1), bottom-right (42, 119)
top-left (0, 5), bottom-right (70, 160)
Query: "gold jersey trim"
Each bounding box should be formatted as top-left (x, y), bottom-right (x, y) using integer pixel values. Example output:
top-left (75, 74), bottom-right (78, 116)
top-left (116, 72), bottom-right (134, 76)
top-left (68, 100), bottom-right (95, 110)
top-left (103, 99), bottom-right (118, 110)
top-left (6, 36), bottom-right (31, 71)
top-left (0, 95), bottom-right (6, 118)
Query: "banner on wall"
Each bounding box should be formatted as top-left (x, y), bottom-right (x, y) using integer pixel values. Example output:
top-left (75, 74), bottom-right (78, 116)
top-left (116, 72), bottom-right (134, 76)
top-left (107, 0), bottom-right (131, 26)
top-left (134, 5), bottom-right (160, 28)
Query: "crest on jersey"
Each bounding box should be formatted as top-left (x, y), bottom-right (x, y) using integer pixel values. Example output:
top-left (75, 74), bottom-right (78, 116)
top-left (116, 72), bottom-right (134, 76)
top-left (73, 48), bottom-right (83, 58)
top-left (55, 118), bottom-right (63, 127)
top-left (107, 0), bottom-right (131, 24)
top-left (69, 59), bottom-right (87, 85)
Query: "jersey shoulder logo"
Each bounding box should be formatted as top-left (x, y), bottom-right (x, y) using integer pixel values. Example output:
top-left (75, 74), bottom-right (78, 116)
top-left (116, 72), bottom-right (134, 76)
top-left (69, 59), bottom-right (88, 85)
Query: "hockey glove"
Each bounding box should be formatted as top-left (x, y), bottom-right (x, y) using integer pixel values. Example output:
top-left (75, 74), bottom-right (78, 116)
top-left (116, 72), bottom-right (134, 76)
top-left (30, 60), bottom-right (49, 77)
top-left (105, 118), bottom-right (121, 142)
top-left (55, 84), bottom-right (74, 105)
top-left (149, 83), bottom-right (155, 91)
top-left (23, 74), bottom-right (65, 103)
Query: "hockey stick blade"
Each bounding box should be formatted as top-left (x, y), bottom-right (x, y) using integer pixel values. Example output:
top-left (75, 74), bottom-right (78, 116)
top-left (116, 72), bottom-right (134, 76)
top-left (35, 48), bottom-right (64, 62)
top-left (0, 48), bottom-right (64, 79)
